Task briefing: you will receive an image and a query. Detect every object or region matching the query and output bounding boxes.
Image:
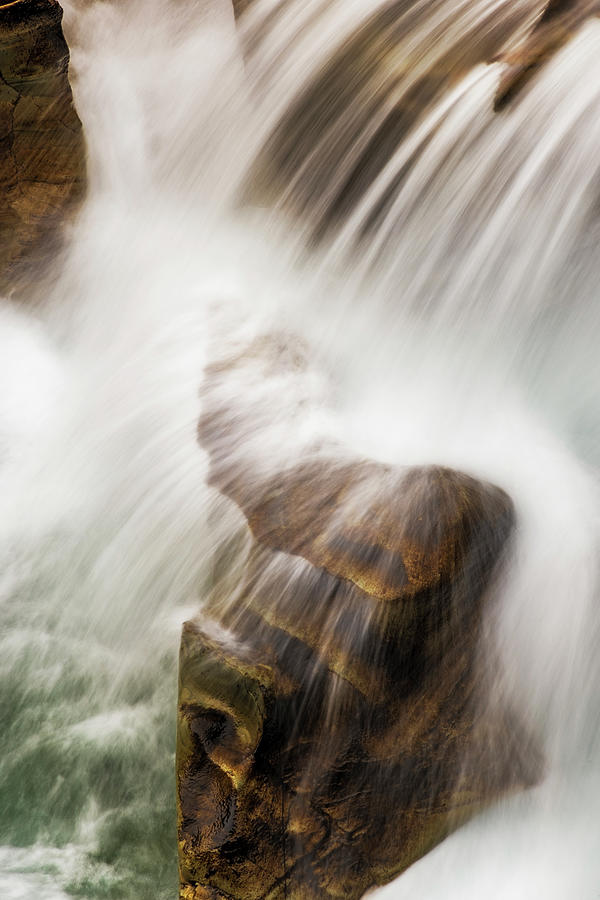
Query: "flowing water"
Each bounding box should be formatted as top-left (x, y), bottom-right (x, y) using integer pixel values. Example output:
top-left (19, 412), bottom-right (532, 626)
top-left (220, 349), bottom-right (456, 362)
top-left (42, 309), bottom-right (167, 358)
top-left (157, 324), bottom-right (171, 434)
top-left (1, 0), bottom-right (600, 896)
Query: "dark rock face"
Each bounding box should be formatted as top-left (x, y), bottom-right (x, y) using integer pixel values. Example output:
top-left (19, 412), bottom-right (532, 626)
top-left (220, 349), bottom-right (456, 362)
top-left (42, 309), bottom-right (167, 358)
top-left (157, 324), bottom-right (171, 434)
top-left (0, 0), bottom-right (86, 288)
top-left (178, 338), bottom-right (542, 899)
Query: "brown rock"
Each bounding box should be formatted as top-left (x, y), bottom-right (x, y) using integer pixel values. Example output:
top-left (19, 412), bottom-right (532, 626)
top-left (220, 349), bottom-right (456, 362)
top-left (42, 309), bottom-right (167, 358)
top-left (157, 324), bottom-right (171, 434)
top-left (177, 336), bottom-right (543, 899)
top-left (494, 0), bottom-right (600, 108)
top-left (234, 0), bottom-right (598, 235)
top-left (0, 0), bottom-right (86, 289)
top-left (234, 1), bottom-right (536, 237)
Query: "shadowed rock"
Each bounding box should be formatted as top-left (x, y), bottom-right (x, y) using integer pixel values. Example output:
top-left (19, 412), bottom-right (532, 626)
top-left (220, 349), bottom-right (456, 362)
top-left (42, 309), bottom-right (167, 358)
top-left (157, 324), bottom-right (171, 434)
top-left (177, 336), bottom-right (543, 899)
top-left (0, 0), bottom-right (86, 289)
top-left (494, 0), bottom-right (600, 109)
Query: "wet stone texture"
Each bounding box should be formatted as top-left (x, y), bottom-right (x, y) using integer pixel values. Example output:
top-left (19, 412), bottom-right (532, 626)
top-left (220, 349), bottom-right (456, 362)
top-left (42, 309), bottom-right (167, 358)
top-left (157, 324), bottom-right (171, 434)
top-left (177, 341), bottom-right (543, 899)
top-left (0, 0), bottom-right (86, 289)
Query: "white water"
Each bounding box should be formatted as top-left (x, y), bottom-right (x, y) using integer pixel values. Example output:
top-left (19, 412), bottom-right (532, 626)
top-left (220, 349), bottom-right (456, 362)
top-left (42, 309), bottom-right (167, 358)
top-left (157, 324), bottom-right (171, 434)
top-left (1, 0), bottom-right (599, 897)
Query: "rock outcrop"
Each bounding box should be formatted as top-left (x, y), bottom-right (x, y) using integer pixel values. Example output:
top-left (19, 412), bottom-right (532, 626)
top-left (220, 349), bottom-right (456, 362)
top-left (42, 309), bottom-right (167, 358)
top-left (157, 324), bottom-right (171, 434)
top-left (177, 336), bottom-right (542, 899)
top-left (0, 0), bottom-right (85, 289)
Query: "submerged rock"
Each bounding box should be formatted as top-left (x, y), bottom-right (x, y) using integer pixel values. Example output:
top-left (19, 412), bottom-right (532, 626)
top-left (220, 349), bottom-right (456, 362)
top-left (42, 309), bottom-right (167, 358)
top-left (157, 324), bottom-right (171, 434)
top-left (494, 0), bottom-right (600, 109)
top-left (0, 0), bottom-right (86, 288)
top-left (233, 0), bottom-right (600, 243)
top-left (231, 0), bottom-right (538, 238)
top-left (177, 337), bottom-right (543, 899)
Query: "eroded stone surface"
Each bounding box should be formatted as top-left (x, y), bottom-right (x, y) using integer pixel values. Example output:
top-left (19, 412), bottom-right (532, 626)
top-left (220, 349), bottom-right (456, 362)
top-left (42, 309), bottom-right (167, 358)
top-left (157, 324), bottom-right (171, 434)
top-left (0, 0), bottom-right (86, 288)
top-left (178, 336), bottom-right (543, 899)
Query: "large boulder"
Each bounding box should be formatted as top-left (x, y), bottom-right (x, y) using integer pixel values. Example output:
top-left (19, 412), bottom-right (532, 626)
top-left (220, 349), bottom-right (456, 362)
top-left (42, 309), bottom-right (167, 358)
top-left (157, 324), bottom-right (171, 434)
top-left (0, 0), bottom-right (86, 289)
top-left (177, 336), bottom-right (542, 899)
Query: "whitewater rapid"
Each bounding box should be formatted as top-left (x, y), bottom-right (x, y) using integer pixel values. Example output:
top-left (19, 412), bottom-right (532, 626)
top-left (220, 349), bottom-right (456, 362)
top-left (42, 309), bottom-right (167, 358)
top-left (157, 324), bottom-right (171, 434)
top-left (1, 0), bottom-right (599, 897)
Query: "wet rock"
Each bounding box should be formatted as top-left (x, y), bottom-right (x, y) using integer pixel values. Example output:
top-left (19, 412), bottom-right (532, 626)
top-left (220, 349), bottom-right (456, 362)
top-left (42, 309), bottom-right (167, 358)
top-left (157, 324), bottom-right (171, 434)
top-left (0, 0), bottom-right (86, 289)
top-left (233, 0), bottom-right (536, 239)
top-left (234, 1), bottom-right (599, 237)
top-left (177, 337), bottom-right (543, 899)
top-left (494, 0), bottom-right (600, 109)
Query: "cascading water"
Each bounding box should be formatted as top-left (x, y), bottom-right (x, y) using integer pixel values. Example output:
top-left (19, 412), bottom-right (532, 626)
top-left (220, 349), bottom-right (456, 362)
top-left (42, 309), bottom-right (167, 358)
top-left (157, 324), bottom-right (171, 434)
top-left (1, 0), bottom-right (599, 896)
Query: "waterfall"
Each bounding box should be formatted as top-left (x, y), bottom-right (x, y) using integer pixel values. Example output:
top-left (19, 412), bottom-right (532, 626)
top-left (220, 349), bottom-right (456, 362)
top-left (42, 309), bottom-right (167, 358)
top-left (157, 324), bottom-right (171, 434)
top-left (1, 0), bottom-right (599, 897)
